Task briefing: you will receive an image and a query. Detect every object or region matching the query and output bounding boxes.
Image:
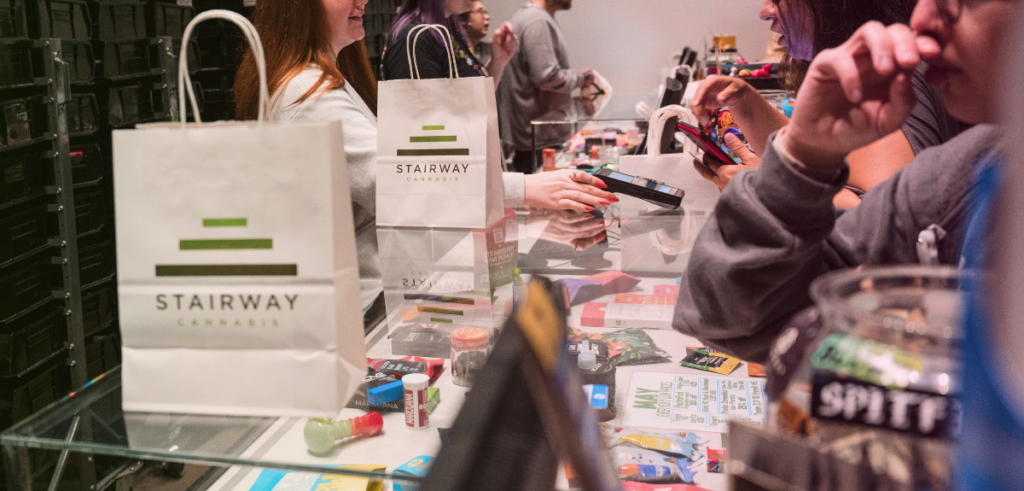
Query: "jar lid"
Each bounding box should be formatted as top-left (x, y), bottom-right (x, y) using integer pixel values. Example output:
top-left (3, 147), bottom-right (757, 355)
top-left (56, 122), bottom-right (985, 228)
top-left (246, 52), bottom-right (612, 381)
top-left (402, 373), bottom-right (430, 391)
top-left (451, 327), bottom-right (489, 350)
top-left (578, 351), bottom-right (598, 370)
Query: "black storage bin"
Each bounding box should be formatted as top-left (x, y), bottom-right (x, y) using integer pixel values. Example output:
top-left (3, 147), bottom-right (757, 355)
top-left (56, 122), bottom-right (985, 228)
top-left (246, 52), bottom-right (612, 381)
top-left (73, 186), bottom-right (106, 236)
top-left (0, 302), bottom-right (65, 377)
top-left (0, 201), bottom-right (54, 265)
top-left (0, 250), bottom-right (59, 321)
top-left (0, 0), bottom-right (30, 38)
top-left (0, 39), bottom-right (35, 89)
top-left (199, 86), bottom-right (231, 121)
top-left (27, 0), bottom-right (91, 40)
top-left (66, 92), bottom-right (98, 135)
top-left (146, 0), bottom-right (191, 38)
top-left (95, 38), bottom-right (160, 80)
top-left (69, 141), bottom-right (101, 185)
top-left (0, 148), bottom-right (55, 209)
top-left (169, 36), bottom-right (198, 74)
top-left (0, 356), bottom-right (71, 429)
top-left (101, 81), bottom-right (168, 127)
top-left (1, 95), bottom-right (51, 153)
top-left (77, 236), bottom-right (114, 287)
top-left (81, 281), bottom-right (114, 337)
top-left (91, 0), bottom-right (145, 41)
top-left (62, 40), bottom-right (96, 84)
top-left (192, 0), bottom-right (252, 15)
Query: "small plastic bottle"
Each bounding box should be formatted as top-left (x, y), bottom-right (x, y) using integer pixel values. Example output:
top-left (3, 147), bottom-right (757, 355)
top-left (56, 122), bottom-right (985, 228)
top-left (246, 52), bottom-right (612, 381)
top-left (578, 346), bottom-right (616, 421)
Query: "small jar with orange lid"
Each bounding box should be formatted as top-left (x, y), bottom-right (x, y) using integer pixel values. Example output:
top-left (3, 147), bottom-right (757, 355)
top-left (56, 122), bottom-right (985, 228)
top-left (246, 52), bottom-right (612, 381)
top-left (450, 327), bottom-right (490, 387)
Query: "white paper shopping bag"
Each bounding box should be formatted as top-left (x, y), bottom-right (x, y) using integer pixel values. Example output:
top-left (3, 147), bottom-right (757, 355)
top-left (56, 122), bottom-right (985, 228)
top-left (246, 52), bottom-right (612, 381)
top-left (376, 25), bottom-right (504, 228)
top-left (618, 105), bottom-right (720, 212)
top-left (113, 11), bottom-right (365, 417)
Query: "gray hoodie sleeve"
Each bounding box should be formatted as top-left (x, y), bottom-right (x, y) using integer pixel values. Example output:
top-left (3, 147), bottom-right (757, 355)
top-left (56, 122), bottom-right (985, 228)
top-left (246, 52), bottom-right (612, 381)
top-left (673, 126), bottom-right (999, 362)
top-left (517, 20), bottom-right (583, 93)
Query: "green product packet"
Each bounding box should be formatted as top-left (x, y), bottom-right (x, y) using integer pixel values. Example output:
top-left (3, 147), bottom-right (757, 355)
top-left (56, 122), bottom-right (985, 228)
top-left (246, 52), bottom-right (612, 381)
top-left (810, 333), bottom-right (924, 388)
top-left (427, 386), bottom-right (440, 414)
top-left (570, 327), bottom-right (672, 366)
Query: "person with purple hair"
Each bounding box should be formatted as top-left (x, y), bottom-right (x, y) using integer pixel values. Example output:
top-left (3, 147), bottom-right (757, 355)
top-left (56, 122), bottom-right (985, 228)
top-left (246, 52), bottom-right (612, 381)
top-left (380, 0), bottom-right (619, 215)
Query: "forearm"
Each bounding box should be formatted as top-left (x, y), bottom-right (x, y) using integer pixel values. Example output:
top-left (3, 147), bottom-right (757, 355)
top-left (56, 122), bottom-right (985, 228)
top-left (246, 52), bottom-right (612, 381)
top-left (487, 58), bottom-right (508, 86)
top-left (673, 131), bottom-right (849, 360)
top-left (729, 91), bottom-right (791, 155)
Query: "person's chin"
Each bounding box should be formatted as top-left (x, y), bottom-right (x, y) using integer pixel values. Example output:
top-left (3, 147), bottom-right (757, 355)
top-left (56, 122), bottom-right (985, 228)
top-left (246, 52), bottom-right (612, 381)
top-left (941, 78), bottom-right (988, 124)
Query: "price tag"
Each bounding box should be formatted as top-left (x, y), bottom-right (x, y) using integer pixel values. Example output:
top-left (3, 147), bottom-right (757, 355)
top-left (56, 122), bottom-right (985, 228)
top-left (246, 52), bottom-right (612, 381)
top-left (176, 0), bottom-right (192, 6)
top-left (244, 0), bottom-right (256, 6)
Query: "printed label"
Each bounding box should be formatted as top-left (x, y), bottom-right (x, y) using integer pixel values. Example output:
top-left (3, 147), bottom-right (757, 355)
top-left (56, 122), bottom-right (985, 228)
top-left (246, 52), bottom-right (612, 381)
top-left (810, 372), bottom-right (959, 438)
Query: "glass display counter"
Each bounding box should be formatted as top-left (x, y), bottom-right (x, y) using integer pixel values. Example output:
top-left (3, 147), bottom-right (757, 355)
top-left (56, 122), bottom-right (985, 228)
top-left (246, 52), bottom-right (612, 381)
top-left (1, 189), bottom-right (754, 491)
top-left (528, 93), bottom-right (659, 169)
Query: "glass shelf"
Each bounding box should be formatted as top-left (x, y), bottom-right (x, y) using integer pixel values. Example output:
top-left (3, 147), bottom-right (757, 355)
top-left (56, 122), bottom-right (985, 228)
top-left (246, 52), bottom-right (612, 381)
top-left (1, 199), bottom-right (736, 491)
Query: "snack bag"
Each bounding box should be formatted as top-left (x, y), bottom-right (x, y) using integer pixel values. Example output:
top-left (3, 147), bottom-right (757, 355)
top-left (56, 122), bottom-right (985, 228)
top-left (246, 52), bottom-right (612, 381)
top-left (613, 448), bottom-right (699, 484)
top-left (679, 347), bottom-right (741, 375)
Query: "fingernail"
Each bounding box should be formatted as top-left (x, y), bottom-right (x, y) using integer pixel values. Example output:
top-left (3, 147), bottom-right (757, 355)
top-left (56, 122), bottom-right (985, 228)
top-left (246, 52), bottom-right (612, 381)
top-left (599, 200), bottom-right (611, 206)
top-left (584, 206), bottom-right (594, 212)
top-left (608, 196), bottom-right (619, 202)
top-left (595, 180), bottom-right (608, 189)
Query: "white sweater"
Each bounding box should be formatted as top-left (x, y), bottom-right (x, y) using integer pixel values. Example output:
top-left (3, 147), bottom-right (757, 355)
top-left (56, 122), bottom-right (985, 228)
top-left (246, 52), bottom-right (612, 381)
top-left (271, 66), bottom-right (525, 312)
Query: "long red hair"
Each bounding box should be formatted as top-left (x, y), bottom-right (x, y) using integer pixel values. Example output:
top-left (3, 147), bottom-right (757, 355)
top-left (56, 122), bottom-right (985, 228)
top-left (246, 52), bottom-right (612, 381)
top-left (235, 0), bottom-right (377, 119)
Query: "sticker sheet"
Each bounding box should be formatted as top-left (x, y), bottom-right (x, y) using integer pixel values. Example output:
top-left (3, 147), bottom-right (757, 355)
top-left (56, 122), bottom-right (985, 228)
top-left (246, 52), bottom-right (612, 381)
top-left (622, 372), bottom-right (766, 431)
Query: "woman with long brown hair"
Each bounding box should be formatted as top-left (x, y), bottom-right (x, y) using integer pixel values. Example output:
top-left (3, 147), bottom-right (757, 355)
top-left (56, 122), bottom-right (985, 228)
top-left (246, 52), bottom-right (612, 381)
top-left (235, 0), bottom-right (384, 317)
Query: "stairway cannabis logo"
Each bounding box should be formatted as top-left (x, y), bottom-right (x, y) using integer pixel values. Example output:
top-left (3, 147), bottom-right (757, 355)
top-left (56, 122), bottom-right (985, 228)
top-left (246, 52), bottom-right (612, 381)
top-left (396, 125), bottom-right (471, 183)
top-left (154, 217), bottom-right (297, 329)
top-left (155, 217), bottom-right (296, 277)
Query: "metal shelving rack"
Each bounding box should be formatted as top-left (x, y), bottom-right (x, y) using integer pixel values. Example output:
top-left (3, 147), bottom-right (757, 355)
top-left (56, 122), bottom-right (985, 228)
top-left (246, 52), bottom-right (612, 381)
top-left (0, 0), bottom-right (187, 488)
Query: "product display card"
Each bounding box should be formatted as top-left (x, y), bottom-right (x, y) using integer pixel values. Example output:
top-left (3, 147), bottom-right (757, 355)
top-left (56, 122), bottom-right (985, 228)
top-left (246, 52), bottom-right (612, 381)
top-left (623, 372), bottom-right (766, 431)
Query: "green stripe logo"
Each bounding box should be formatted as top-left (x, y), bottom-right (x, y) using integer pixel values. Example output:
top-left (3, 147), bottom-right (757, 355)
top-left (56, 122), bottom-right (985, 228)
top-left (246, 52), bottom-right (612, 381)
top-left (203, 218), bottom-right (247, 227)
top-left (155, 264), bottom-right (297, 276)
top-left (410, 135), bottom-right (457, 143)
top-left (398, 123), bottom-right (469, 156)
top-left (180, 239), bottom-right (272, 250)
top-left (155, 217), bottom-right (296, 277)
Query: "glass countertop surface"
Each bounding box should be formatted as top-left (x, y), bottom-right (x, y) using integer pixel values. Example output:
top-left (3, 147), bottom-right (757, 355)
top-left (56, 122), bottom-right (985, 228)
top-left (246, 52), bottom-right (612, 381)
top-left (1, 190), bottom-right (742, 488)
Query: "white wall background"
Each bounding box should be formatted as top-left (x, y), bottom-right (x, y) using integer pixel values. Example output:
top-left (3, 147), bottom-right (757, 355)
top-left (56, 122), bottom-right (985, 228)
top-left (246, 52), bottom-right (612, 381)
top-left (485, 0), bottom-right (772, 95)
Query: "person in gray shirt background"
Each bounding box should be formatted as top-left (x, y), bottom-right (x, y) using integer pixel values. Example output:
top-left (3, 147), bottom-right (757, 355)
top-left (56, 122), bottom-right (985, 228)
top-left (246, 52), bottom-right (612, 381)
top-left (497, 0), bottom-right (596, 174)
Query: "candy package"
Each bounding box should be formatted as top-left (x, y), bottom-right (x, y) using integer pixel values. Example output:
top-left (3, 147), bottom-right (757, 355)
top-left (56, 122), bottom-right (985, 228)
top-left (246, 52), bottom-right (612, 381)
top-left (679, 347), bottom-right (740, 375)
top-left (699, 109), bottom-right (752, 164)
top-left (571, 327), bottom-right (672, 366)
top-left (613, 448), bottom-right (699, 484)
top-left (603, 425), bottom-right (708, 460)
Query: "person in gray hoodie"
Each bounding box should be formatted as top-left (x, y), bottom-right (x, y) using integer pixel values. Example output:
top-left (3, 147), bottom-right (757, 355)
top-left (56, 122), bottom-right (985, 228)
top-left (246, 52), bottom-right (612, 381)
top-left (672, 0), bottom-right (1014, 362)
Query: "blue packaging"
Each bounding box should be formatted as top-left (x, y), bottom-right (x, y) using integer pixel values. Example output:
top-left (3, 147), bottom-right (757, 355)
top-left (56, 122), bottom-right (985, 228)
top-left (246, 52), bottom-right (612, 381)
top-left (366, 379), bottom-right (404, 406)
top-left (393, 456), bottom-right (434, 491)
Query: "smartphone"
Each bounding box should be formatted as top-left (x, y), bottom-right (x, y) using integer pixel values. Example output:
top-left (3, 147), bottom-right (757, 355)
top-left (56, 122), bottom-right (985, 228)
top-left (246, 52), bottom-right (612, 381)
top-left (593, 168), bottom-right (683, 209)
top-left (678, 122), bottom-right (743, 165)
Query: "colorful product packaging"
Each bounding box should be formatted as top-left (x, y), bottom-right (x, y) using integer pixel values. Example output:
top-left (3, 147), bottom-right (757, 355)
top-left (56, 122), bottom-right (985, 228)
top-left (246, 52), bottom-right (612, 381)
top-left (706, 448), bottom-right (726, 473)
top-left (570, 327), bottom-right (672, 366)
top-left (581, 303), bottom-right (675, 329)
top-left (393, 456), bottom-right (434, 491)
top-left (679, 347), bottom-right (740, 375)
top-left (613, 448), bottom-right (699, 484)
top-left (248, 465), bottom-right (387, 491)
top-left (614, 293), bottom-right (678, 306)
top-left (555, 270), bottom-right (642, 306)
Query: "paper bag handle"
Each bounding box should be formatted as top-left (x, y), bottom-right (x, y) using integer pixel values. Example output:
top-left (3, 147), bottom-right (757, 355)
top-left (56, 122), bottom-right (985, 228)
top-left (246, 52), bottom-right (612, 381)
top-left (406, 24), bottom-right (460, 80)
top-left (178, 10), bottom-right (270, 126)
top-left (647, 105), bottom-right (698, 157)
